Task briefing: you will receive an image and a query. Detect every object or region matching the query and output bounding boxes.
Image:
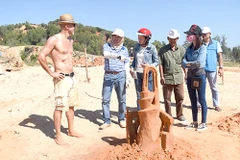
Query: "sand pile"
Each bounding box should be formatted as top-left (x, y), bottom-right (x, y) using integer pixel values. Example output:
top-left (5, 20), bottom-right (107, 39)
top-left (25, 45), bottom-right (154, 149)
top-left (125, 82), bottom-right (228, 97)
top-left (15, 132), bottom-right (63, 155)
top-left (218, 112), bottom-right (240, 137)
top-left (100, 139), bottom-right (200, 160)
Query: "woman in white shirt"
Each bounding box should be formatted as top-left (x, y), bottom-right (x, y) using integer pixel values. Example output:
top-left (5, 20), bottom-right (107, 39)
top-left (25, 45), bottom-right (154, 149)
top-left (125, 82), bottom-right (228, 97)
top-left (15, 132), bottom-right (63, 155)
top-left (130, 28), bottom-right (159, 110)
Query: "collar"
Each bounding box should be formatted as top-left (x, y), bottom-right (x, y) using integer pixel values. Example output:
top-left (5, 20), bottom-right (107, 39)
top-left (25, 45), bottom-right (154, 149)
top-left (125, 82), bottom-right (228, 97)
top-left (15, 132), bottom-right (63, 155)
top-left (135, 43), bottom-right (153, 51)
top-left (167, 44), bottom-right (179, 51)
top-left (204, 38), bottom-right (213, 46)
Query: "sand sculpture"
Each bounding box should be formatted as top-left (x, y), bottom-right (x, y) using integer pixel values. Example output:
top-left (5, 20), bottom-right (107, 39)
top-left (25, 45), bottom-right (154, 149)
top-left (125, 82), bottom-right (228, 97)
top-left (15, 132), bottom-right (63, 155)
top-left (126, 66), bottom-right (174, 153)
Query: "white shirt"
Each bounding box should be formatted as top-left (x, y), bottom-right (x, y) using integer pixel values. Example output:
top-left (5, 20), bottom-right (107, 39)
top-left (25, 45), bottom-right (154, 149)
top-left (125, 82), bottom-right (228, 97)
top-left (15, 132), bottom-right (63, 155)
top-left (136, 46), bottom-right (146, 73)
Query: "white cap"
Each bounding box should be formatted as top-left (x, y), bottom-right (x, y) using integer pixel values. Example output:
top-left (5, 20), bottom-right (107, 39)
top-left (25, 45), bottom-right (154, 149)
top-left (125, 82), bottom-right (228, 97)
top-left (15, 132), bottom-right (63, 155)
top-left (202, 27), bottom-right (211, 34)
top-left (167, 29), bottom-right (180, 39)
top-left (112, 29), bottom-right (124, 37)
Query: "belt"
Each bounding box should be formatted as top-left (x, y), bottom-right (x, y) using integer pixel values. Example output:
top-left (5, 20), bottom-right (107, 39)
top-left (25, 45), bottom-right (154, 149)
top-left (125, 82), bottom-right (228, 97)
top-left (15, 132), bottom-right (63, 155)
top-left (60, 72), bottom-right (74, 77)
top-left (105, 71), bottom-right (121, 74)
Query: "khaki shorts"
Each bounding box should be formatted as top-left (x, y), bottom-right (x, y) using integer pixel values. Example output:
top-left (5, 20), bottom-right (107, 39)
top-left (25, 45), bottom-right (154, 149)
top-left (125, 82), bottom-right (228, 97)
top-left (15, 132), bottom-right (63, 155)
top-left (53, 76), bottom-right (79, 111)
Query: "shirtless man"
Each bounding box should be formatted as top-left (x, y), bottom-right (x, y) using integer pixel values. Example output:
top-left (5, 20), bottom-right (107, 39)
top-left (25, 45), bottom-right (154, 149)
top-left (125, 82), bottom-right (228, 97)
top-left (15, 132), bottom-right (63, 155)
top-left (38, 13), bottom-right (82, 145)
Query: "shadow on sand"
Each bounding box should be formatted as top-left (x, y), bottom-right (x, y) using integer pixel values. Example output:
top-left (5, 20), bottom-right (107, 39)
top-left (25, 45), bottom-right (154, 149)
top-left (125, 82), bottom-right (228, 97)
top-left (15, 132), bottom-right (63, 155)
top-left (74, 109), bottom-right (120, 126)
top-left (19, 114), bottom-right (67, 139)
top-left (101, 136), bottom-right (127, 146)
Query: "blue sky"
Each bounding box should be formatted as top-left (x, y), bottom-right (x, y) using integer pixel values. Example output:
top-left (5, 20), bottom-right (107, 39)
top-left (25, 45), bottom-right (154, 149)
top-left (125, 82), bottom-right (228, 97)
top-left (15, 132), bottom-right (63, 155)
top-left (0, 0), bottom-right (239, 48)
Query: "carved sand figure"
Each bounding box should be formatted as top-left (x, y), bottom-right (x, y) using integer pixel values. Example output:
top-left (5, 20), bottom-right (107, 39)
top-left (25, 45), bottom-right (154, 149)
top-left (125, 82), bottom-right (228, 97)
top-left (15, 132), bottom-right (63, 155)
top-left (126, 66), bottom-right (174, 153)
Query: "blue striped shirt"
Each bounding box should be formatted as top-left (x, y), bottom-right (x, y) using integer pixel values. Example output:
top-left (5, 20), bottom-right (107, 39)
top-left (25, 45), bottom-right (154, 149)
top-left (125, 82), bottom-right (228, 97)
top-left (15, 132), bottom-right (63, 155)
top-left (102, 43), bottom-right (129, 72)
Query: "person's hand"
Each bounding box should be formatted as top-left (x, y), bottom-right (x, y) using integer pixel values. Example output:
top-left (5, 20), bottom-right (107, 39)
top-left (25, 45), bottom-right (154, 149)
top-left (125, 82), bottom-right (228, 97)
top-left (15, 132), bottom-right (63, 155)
top-left (126, 78), bottom-right (131, 88)
top-left (130, 68), bottom-right (133, 74)
top-left (218, 67), bottom-right (224, 77)
top-left (51, 72), bottom-right (65, 80)
top-left (117, 55), bottom-right (127, 62)
top-left (184, 75), bottom-right (187, 84)
top-left (141, 63), bottom-right (149, 68)
top-left (160, 77), bottom-right (165, 85)
top-left (186, 62), bottom-right (192, 67)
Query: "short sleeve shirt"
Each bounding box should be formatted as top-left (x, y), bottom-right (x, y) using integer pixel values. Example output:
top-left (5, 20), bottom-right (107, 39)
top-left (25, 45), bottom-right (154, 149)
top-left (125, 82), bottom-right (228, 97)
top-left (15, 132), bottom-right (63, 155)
top-left (158, 44), bottom-right (185, 85)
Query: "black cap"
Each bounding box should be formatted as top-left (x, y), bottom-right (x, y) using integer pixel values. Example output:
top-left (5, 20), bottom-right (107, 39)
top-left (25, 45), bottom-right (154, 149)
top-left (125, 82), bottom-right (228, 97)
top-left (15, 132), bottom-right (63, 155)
top-left (184, 24), bottom-right (202, 36)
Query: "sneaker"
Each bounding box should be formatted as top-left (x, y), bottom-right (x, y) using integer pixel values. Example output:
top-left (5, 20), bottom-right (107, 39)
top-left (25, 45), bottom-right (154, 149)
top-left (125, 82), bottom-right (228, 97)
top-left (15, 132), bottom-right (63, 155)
top-left (185, 122), bottom-right (198, 129)
top-left (196, 123), bottom-right (207, 131)
top-left (177, 115), bottom-right (188, 124)
top-left (99, 123), bottom-right (111, 130)
top-left (177, 115), bottom-right (186, 121)
top-left (119, 121), bottom-right (126, 128)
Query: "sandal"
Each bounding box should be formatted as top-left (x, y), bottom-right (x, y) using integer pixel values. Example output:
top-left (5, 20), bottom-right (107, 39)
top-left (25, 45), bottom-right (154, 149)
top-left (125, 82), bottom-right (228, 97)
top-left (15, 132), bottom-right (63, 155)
top-left (215, 107), bottom-right (222, 112)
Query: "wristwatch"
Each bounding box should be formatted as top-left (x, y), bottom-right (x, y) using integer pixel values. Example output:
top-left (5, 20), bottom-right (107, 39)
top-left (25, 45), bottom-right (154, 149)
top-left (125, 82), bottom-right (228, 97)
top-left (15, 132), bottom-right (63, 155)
top-left (219, 66), bottom-right (223, 69)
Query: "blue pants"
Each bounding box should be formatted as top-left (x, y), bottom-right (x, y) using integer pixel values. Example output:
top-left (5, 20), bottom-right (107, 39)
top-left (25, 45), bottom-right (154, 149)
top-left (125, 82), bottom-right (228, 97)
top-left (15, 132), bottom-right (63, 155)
top-left (206, 71), bottom-right (219, 107)
top-left (134, 72), bottom-right (153, 110)
top-left (101, 71), bottom-right (126, 124)
top-left (187, 75), bottom-right (208, 123)
top-left (197, 71), bottom-right (219, 108)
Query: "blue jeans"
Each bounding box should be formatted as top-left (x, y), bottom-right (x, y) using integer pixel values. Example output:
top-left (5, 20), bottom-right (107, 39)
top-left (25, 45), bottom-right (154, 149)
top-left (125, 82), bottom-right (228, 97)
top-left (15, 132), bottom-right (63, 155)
top-left (102, 71), bottom-right (126, 124)
top-left (134, 72), bottom-right (153, 110)
top-left (206, 71), bottom-right (219, 107)
top-left (187, 75), bottom-right (208, 123)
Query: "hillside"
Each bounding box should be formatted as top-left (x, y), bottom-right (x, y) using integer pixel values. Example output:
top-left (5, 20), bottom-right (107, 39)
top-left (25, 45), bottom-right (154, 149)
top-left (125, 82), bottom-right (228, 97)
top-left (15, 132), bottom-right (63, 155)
top-left (0, 45), bottom-right (104, 73)
top-left (0, 21), bottom-right (137, 55)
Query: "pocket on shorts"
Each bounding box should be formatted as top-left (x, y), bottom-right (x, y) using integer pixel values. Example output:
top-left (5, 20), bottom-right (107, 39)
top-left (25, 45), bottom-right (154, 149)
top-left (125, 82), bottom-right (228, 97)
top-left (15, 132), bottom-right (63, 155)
top-left (55, 95), bottom-right (67, 107)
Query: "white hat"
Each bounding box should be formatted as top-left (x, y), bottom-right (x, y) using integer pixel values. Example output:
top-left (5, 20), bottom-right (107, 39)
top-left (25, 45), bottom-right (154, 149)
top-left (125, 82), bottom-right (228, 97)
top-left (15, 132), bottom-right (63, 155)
top-left (112, 29), bottom-right (124, 38)
top-left (202, 27), bottom-right (211, 34)
top-left (167, 29), bottom-right (180, 39)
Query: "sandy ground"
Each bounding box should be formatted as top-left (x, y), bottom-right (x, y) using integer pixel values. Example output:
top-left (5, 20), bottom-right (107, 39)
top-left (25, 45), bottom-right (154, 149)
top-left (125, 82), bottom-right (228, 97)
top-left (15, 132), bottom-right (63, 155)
top-left (0, 65), bottom-right (240, 160)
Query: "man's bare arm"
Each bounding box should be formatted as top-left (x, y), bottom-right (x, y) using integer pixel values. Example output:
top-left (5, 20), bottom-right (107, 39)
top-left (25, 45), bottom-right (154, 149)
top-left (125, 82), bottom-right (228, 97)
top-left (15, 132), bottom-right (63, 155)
top-left (218, 52), bottom-right (223, 67)
top-left (218, 52), bottom-right (224, 77)
top-left (38, 36), bottom-right (56, 77)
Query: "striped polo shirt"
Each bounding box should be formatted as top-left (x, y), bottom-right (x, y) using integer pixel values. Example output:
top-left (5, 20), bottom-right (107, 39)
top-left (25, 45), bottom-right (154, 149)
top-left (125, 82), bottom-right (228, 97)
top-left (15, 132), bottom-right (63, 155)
top-left (103, 43), bottom-right (129, 72)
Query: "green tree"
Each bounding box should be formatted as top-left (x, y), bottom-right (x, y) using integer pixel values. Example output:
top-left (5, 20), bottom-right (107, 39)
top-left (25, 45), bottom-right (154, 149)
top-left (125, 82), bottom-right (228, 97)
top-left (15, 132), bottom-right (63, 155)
top-left (26, 27), bottom-right (46, 45)
top-left (152, 40), bottom-right (164, 51)
top-left (4, 30), bottom-right (22, 46)
top-left (212, 35), bottom-right (221, 43)
top-left (232, 46), bottom-right (240, 62)
top-left (220, 35), bottom-right (231, 56)
top-left (46, 24), bottom-right (60, 38)
top-left (124, 37), bottom-right (137, 51)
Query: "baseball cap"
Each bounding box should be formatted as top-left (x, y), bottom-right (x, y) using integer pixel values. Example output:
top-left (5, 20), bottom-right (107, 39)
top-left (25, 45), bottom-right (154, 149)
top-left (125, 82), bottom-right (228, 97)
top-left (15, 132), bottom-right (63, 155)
top-left (112, 29), bottom-right (124, 38)
top-left (202, 27), bottom-right (211, 34)
top-left (184, 24), bottom-right (202, 36)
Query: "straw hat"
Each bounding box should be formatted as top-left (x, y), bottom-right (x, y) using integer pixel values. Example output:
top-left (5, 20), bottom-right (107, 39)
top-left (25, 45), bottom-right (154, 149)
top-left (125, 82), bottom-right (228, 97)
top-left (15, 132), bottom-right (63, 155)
top-left (58, 13), bottom-right (77, 25)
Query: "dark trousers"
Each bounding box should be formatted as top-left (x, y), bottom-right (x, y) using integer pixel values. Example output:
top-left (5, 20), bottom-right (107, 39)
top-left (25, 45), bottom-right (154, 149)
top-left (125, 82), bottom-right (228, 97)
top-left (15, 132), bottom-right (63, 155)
top-left (187, 75), bottom-right (208, 123)
top-left (135, 72), bottom-right (153, 110)
top-left (162, 83), bottom-right (184, 118)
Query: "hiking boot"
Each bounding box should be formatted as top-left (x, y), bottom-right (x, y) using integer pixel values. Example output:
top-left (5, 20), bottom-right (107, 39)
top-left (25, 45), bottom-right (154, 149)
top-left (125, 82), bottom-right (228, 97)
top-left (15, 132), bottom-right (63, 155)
top-left (196, 123), bottom-right (207, 131)
top-left (119, 121), bottom-right (126, 128)
top-left (99, 123), bottom-right (111, 130)
top-left (185, 122), bottom-right (198, 129)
